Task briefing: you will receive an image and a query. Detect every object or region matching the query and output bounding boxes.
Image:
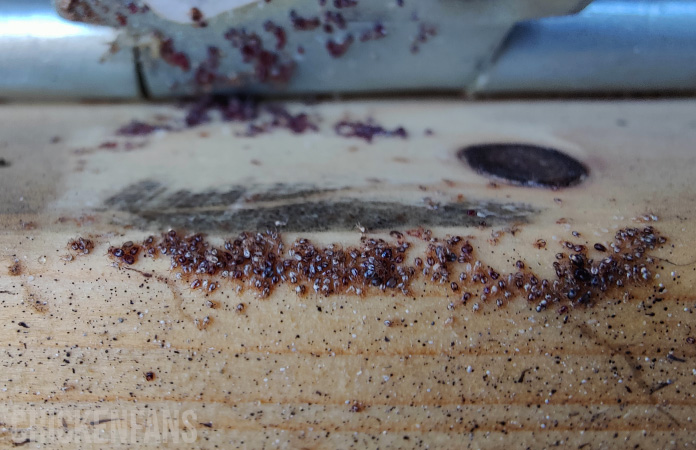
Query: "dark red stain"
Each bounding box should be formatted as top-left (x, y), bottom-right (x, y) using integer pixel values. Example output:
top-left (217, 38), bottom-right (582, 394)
top-left (263, 21), bottom-right (287, 50)
top-left (326, 35), bottom-right (354, 57)
top-left (334, 0), bottom-right (358, 7)
top-left (159, 38), bottom-right (191, 72)
top-left (116, 121), bottom-right (169, 137)
top-left (324, 11), bottom-right (347, 30)
top-left (360, 23), bottom-right (387, 42)
top-left (334, 120), bottom-right (407, 142)
top-left (224, 28), bottom-right (295, 83)
top-left (194, 46), bottom-right (222, 86)
top-left (290, 10), bottom-right (321, 30)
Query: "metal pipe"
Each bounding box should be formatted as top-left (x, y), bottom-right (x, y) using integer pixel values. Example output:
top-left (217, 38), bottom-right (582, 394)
top-left (0, 0), bottom-right (139, 100)
top-left (475, 0), bottom-right (696, 95)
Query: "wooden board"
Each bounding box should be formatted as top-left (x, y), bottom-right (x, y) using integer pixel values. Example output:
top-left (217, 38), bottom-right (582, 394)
top-left (0, 99), bottom-right (695, 449)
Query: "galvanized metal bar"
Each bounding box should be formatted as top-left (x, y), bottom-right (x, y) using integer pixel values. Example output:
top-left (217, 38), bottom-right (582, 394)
top-left (0, 0), bottom-right (139, 100)
top-left (1, 0), bottom-right (695, 98)
top-left (474, 0), bottom-right (696, 94)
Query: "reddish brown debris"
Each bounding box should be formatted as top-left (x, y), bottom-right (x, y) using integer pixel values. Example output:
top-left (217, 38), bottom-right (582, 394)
top-left (349, 401), bottom-right (366, 412)
top-left (137, 230), bottom-right (412, 298)
top-left (8, 261), bottom-right (22, 276)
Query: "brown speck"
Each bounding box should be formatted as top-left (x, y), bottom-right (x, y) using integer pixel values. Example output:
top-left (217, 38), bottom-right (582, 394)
top-left (29, 294), bottom-right (49, 313)
top-left (8, 261), bottom-right (22, 276)
top-left (195, 316), bottom-right (212, 330)
top-left (534, 239), bottom-right (547, 249)
top-left (349, 401), bottom-right (366, 412)
top-left (190, 7), bottom-right (203, 22)
top-left (144, 371), bottom-right (156, 381)
top-left (205, 300), bottom-right (218, 309)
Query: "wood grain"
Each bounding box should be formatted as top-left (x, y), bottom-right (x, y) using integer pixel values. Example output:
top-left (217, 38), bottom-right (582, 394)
top-left (0, 100), bottom-right (695, 449)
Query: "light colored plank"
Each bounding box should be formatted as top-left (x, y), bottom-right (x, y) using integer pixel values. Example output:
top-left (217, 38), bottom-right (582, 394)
top-left (0, 100), bottom-right (695, 448)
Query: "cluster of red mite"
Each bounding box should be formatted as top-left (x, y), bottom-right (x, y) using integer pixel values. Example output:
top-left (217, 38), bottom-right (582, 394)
top-left (68, 237), bottom-right (94, 255)
top-left (116, 94), bottom-right (408, 143)
top-left (107, 226), bottom-right (666, 312)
